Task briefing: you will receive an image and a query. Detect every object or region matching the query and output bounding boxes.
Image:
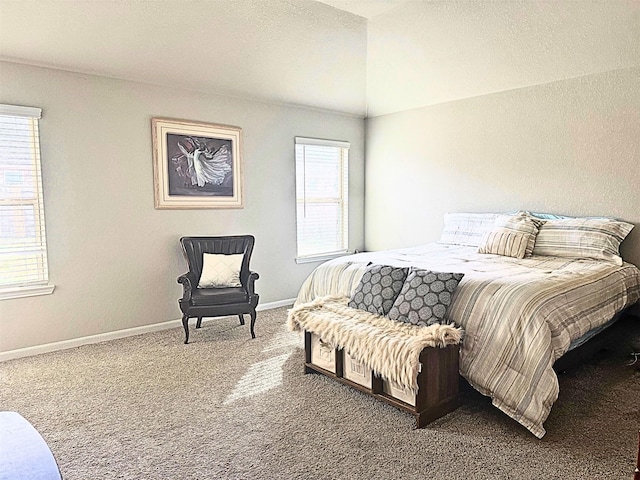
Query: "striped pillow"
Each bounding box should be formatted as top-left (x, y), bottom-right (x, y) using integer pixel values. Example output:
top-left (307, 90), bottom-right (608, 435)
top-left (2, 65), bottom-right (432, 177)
top-left (532, 218), bottom-right (634, 265)
top-left (493, 212), bottom-right (545, 258)
top-left (478, 230), bottom-right (529, 259)
top-left (507, 213), bottom-right (545, 257)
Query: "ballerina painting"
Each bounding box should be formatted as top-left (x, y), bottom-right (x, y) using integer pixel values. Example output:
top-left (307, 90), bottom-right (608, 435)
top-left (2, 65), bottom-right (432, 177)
top-left (152, 118), bottom-right (243, 209)
top-left (168, 134), bottom-right (233, 194)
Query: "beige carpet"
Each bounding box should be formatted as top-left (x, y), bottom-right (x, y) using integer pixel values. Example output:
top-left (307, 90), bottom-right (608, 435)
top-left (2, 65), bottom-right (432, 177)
top-left (0, 307), bottom-right (639, 479)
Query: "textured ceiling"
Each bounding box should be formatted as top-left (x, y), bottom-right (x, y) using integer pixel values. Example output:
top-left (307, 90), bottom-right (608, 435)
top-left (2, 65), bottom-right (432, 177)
top-left (315, 0), bottom-right (407, 19)
top-left (366, 0), bottom-right (640, 116)
top-left (1, 1), bottom-right (638, 118)
top-left (0, 0), bottom-right (368, 116)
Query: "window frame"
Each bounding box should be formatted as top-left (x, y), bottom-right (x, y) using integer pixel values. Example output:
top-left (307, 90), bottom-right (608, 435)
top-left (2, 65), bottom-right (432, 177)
top-left (0, 104), bottom-right (54, 300)
top-left (294, 136), bottom-right (350, 263)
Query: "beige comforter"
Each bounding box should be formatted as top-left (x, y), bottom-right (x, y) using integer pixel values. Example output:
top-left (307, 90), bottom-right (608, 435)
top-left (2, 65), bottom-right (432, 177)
top-left (295, 243), bottom-right (640, 438)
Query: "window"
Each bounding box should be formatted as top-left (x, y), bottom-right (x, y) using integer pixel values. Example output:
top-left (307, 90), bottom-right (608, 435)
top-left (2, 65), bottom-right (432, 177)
top-left (295, 137), bottom-right (349, 262)
top-left (0, 104), bottom-right (54, 299)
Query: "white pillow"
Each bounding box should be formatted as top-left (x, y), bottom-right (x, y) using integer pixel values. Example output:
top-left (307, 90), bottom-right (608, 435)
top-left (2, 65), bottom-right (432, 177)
top-left (438, 213), bottom-right (499, 247)
top-left (198, 253), bottom-right (243, 288)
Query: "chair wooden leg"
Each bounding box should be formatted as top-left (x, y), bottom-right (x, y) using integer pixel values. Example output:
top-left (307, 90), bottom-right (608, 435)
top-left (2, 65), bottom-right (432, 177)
top-left (250, 310), bottom-right (256, 339)
top-left (182, 314), bottom-right (190, 344)
top-left (196, 317), bottom-right (203, 329)
top-left (238, 314), bottom-right (245, 326)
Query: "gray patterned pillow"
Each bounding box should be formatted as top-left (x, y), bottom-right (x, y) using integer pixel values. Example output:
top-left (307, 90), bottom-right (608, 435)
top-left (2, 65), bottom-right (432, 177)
top-left (387, 269), bottom-right (464, 326)
top-left (348, 265), bottom-right (409, 316)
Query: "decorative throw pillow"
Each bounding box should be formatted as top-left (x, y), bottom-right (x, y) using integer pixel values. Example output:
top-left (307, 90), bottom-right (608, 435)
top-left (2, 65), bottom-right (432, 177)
top-left (198, 253), bottom-right (243, 288)
top-left (496, 214), bottom-right (542, 257)
top-left (387, 269), bottom-right (464, 326)
top-left (532, 217), bottom-right (634, 265)
top-left (348, 264), bottom-right (409, 316)
top-left (477, 230), bottom-right (529, 259)
top-left (438, 212), bottom-right (499, 247)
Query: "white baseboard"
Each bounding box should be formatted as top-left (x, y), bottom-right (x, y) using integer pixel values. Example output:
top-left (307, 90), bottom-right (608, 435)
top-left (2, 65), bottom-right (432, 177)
top-left (257, 298), bottom-right (296, 311)
top-left (0, 298), bottom-right (296, 363)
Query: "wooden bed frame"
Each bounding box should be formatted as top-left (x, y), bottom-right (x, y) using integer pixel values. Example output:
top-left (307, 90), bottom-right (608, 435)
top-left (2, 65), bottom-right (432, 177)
top-left (635, 429), bottom-right (640, 480)
top-left (553, 305), bottom-right (640, 373)
top-left (303, 330), bottom-right (460, 428)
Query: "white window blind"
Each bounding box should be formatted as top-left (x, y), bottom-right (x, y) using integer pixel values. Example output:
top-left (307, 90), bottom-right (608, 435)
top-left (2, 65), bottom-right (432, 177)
top-left (295, 137), bottom-right (349, 260)
top-left (0, 104), bottom-right (52, 295)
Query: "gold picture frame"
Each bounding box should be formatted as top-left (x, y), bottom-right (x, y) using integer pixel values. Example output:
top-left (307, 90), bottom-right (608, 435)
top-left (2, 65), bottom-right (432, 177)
top-left (152, 117), bottom-right (243, 209)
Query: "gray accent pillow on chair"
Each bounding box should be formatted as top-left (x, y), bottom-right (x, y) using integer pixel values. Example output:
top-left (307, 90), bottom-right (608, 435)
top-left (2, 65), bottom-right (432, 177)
top-left (387, 268), bottom-right (464, 326)
top-left (348, 264), bottom-right (409, 316)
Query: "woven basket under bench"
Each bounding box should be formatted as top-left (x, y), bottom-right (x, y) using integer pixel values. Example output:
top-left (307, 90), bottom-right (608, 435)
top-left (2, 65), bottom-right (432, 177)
top-left (304, 331), bottom-right (460, 427)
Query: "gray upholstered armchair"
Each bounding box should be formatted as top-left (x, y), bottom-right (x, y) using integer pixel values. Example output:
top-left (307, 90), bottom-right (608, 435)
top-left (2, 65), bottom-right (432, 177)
top-left (177, 235), bottom-right (259, 344)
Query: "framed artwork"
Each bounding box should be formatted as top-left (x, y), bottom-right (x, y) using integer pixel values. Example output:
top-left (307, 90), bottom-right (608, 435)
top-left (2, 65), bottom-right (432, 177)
top-left (152, 117), bottom-right (243, 209)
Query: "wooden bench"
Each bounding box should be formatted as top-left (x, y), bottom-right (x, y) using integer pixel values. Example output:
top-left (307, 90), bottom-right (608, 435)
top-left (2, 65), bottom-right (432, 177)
top-left (303, 330), bottom-right (460, 428)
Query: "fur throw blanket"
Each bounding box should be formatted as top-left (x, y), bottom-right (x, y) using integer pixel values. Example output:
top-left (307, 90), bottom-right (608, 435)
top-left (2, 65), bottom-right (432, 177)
top-left (287, 295), bottom-right (463, 393)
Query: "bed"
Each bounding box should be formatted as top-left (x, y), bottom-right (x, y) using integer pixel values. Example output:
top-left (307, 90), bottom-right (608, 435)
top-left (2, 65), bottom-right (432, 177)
top-left (291, 212), bottom-right (640, 438)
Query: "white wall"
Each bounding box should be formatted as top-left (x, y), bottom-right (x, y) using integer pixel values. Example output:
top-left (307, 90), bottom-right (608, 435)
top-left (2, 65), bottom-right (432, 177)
top-left (0, 61), bottom-right (365, 353)
top-left (365, 2), bottom-right (640, 267)
top-left (365, 67), bottom-right (640, 266)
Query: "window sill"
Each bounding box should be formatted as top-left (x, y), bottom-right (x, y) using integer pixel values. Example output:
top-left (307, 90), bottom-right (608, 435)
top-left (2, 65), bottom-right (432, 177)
top-left (0, 284), bottom-right (55, 301)
top-left (295, 252), bottom-right (352, 264)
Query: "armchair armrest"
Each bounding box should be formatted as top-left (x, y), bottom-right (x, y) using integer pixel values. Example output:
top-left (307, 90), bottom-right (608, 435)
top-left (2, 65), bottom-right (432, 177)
top-left (177, 272), bottom-right (198, 302)
top-left (246, 271), bottom-right (259, 297)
